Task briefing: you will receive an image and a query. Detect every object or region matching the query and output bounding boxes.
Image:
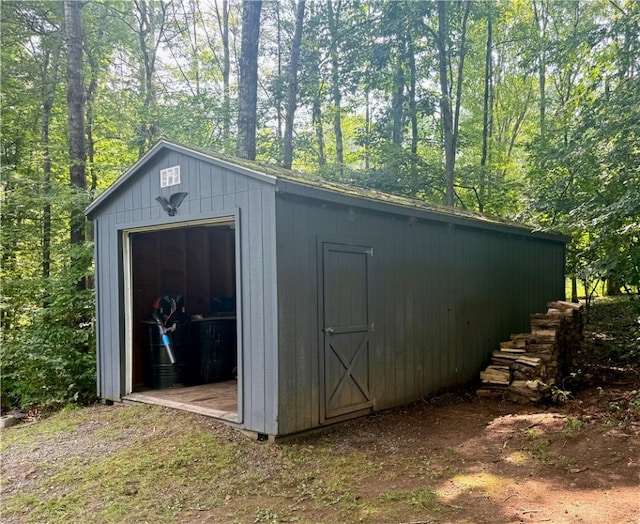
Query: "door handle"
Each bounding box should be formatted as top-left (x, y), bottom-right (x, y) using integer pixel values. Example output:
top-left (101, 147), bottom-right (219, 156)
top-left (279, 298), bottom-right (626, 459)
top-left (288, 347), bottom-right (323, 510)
top-left (323, 327), bottom-right (334, 335)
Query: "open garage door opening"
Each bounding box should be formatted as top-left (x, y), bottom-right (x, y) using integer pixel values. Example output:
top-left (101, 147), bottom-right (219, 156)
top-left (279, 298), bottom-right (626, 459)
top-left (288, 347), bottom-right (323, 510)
top-left (123, 218), bottom-right (241, 423)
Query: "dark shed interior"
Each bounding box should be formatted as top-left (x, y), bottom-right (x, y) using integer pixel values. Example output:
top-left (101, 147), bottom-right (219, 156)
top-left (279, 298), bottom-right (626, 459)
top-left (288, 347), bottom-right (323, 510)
top-left (130, 223), bottom-right (237, 391)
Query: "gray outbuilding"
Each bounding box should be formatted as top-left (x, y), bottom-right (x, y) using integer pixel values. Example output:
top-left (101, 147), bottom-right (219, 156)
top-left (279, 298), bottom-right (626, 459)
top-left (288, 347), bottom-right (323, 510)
top-left (86, 140), bottom-right (567, 439)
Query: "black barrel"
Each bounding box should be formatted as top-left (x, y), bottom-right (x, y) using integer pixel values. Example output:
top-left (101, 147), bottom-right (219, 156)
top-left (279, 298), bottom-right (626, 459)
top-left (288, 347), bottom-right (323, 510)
top-left (147, 320), bottom-right (191, 389)
top-left (195, 318), bottom-right (236, 383)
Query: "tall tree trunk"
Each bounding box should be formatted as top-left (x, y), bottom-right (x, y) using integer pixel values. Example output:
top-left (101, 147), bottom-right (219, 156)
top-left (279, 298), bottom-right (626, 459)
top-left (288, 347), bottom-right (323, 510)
top-left (283, 1), bottom-right (306, 169)
top-left (408, 34), bottom-right (418, 159)
top-left (436, 0), bottom-right (455, 207)
top-left (436, 0), bottom-right (470, 207)
top-left (215, 0), bottom-right (231, 151)
top-left (275, 3), bottom-right (283, 149)
top-left (391, 38), bottom-right (405, 147)
top-left (364, 89), bottom-right (371, 170)
top-left (452, 1), bottom-right (470, 170)
top-left (134, 0), bottom-right (168, 157)
top-left (327, 0), bottom-right (344, 165)
top-left (313, 92), bottom-right (326, 166)
top-left (236, 0), bottom-right (262, 160)
top-left (41, 32), bottom-right (63, 288)
top-left (330, 64), bottom-right (343, 164)
top-left (307, 2), bottom-right (325, 166)
top-left (85, 30), bottom-right (102, 194)
top-left (533, 0), bottom-right (548, 144)
top-left (64, 0), bottom-right (87, 259)
top-left (137, 0), bottom-right (154, 156)
top-left (479, 15), bottom-right (493, 213)
top-left (480, 17), bottom-right (492, 169)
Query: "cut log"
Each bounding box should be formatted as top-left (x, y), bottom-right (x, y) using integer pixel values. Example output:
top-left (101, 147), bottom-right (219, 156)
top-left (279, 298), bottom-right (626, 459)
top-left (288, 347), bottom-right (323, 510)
top-left (510, 362), bottom-right (539, 378)
top-left (511, 379), bottom-right (543, 391)
top-left (477, 388), bottom-right (505, 399)
top-left (516, 356), bottom-right (542, 366)
top-left (528, 334), bottom-right (557, 345)
top-left (547, 307), bottom-right (574, 317)
top-left (508, 384), bottom-right (542, 398)
top-left (491, 357), bottom-right (514, 367)
top-left (547, 300), bottom-right (582, 311)
top-left (524, 352), bottom-right (553, 363)
top-left (525, 343), bottom-right (555, 353)
top-left (504, 388), bottom-right (540, 404)
top-left (480, 366), bottom-right (511, 385)
top-left (492, 350), bottom-right (519, 360)
top-left (500, 340), bottom-right (526, 349)
top-left (530, 329), bottom-right (557, 338)
top-left (531, 321), bottom-right (561, 331)
top-left (531, 316), bottom-right (562, 328)
top-left (500, 347), bottom-right (527, 354)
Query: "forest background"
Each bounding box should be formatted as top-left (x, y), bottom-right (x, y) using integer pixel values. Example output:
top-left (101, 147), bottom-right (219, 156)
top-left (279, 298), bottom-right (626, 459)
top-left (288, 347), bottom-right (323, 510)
top-left (1, 0), bottom-right (638, 411)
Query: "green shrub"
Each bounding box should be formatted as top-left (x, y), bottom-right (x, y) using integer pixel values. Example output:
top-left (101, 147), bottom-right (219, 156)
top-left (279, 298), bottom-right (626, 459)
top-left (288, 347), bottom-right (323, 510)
top-left (1, 320), bottom-right (96, 411)
top-left (1, 251), bottom-right (97, 412)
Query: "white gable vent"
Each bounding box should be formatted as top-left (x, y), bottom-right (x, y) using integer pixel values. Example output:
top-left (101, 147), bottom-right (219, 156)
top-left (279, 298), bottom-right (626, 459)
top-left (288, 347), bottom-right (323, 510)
top-left (160, 165), bottom-right (181, 188)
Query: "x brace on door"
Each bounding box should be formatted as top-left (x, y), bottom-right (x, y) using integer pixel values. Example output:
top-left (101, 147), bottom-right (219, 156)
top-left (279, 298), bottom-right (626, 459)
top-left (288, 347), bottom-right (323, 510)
top-left (327, 328), bottom-right (372, 409)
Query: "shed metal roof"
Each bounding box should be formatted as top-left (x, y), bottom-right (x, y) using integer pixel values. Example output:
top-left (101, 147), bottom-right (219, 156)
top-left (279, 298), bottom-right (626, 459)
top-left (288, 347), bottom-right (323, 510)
top-left (85, 140), bottom-right (568, 242)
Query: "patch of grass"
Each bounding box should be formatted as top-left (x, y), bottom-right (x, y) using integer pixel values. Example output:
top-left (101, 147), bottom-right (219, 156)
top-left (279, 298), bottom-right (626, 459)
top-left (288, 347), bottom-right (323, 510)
top-left (1, 407), bottom-right (246, 523)
top-left (408, 487), bottom-right (441, 511)
top-left (379, 487), bottom-right (441, 511)
top-left (554, 454), bottom-right (572, 471)
top-left (4, 403), bottom-right (403, 523)
top-left (520, 428), bottom-right (551, 462)
top-left (450, 472), bottom-right (509, 498)
top-left (254, 507), bottom-right (283, 523)
top-left (517, 426), bottom-right (578, 471)
top-left (564, 416), bottom-right (584, 437)
top-left (1, 413), bottom-right (79, 451)
top-left (420, 453), bottom-right (461, 480)
top-left (504, 450), bottom-right (530, 466)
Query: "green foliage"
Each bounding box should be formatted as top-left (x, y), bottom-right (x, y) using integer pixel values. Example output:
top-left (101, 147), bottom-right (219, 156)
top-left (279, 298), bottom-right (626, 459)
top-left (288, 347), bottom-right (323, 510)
top-left (564, 416), bottom-right (584, 437)
top-left (379, 487), bottom-right (442, 512)
top-left (1, 318), bottom-right (96, 411)
top-left (1, 243), bottom-right (96, 411)
top-left (522, 0), bottom-right (639, 294)
top-left (520, 427), bottom-right (551, 462)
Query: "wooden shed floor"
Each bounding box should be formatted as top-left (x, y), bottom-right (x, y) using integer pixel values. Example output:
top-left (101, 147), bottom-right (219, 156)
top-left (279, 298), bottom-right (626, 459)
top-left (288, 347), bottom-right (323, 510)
top-left (124, 381), bottom-right (238, 422)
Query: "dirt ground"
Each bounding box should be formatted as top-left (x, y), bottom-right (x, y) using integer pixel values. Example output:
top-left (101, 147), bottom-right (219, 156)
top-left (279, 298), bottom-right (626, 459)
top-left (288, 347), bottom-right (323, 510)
top-left (2, 298), bottom-right (639, 523)
top-left (297, 386), bottom-right (640, 524)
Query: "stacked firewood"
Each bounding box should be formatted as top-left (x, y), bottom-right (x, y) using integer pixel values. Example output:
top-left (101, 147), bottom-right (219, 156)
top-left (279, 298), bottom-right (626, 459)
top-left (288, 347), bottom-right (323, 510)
top-left (477, 301), bottom-right (583, 403)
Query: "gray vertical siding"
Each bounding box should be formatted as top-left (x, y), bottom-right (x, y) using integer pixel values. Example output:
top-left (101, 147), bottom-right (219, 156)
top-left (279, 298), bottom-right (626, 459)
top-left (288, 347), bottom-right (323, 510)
top-left (90, 142), bottom-right (566, 438)
top-left (275, 194), bottom-right (566, 436)
top-left (93, 212), bottom-right (123, 401)
top-left (90, 148), bottom-right (279, 436)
